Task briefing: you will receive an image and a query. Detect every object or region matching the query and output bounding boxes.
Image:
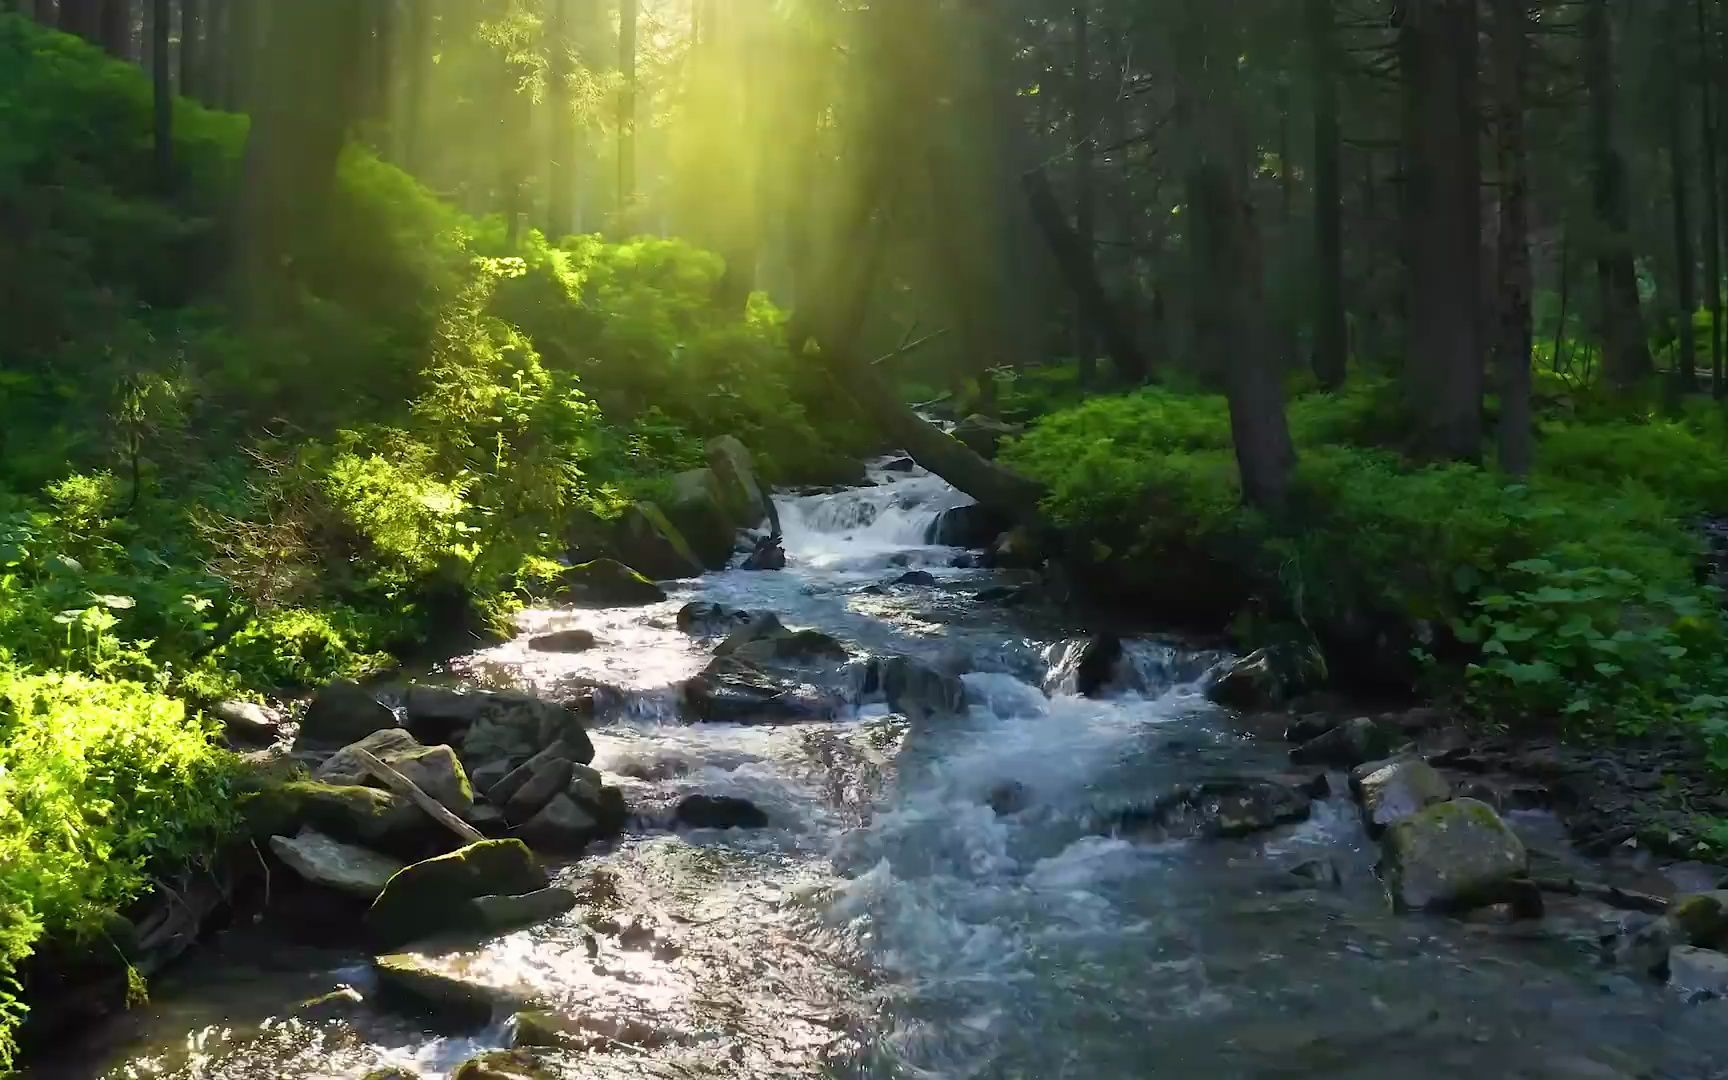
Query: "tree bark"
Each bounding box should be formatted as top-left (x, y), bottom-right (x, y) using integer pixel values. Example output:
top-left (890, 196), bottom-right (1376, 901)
top-left (232, 0), bottom-right (366, 315)
top-left (1307, 0), bottom-right (1347, 389)
top-left (222, 0), bottom-right (254, 112)
top-left (1583, 0), bottom-right (1654, 389)
top-left (616, 0), bottom-right (638, 230)
top-left (398, 0), bottom-right (428, 171)
top-left (546, 0), bottom-right (576, 238)
top-left (97, 0), bottom-right (130, 57)
top-left (1024, 167), bottom-right (1150, 384)
top-left (1177, 0), bottom-right (1297, 510)
top-left (1398, 0), bottom-right (1483, 461)
top-left (151, 0), bottom-right (171, 189)
top-left (1698, 0), bottom-right (1724, 394)
top-left (1071, 1), bottom-right (1097, 385)
top-left (1671, 0), bottom-right (1699, 388)
top-left (1490, 0), bottom-right (1533, 476)
top-left (178, 0), bottom-right (199, 102)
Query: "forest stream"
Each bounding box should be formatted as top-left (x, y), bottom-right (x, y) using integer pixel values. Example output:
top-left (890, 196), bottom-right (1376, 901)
top-left (46, 459), bottom-right (1728, 1080)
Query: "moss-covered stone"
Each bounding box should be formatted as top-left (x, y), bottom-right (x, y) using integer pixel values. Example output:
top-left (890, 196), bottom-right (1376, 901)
top-left (555, 558), bottom-right (667, 607)
top-left (1381, 798), bottom-right (1527, 912)
top-left (1668, 891), bottom-right (1728, 949)
top-left (665, 467), bottom-right (739, 569)
top-left (706, 435), bottom-right (771, 527)
top-left (615, 501), bottom-right (705, 579)
top-left (450, 1049), bottom-right (554, 1080)
top-left (366, 839), bottom-right (548, 947)
top-left (372, 953), bottom-right (519, 1029)
top-left (244, 780), bottom-right (429, 851)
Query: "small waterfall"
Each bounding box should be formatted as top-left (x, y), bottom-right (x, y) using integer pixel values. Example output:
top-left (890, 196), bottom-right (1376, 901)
top-left (777, 460), bottom-right (972, 573)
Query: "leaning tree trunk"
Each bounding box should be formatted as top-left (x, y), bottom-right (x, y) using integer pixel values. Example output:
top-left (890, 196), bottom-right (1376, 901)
top-left (1491, 0), bottom-right (1533, 476)
top-left (1584, 0), bottom-right (1654, 389)
top-left (1308, 0), bottom-right (1347, 390)
top-left (1399, 0), bottom-right (1484, 461)
top-left (1178, 0), bottom-right (1297, 510)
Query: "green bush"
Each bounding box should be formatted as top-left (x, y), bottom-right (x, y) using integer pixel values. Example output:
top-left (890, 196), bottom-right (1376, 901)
top-left (0, 666), bottom-right (238, 1070)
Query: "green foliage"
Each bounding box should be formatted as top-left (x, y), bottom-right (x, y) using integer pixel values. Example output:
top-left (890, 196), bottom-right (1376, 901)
top-left (0, 666), bottom-right (237, 1071)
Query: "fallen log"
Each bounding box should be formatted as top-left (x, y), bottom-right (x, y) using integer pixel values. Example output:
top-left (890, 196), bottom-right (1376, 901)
top-left (1526, 875), bottom-right (1669, 914)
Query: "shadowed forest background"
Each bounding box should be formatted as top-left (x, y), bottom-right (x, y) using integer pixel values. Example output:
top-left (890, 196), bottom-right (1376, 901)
top-left (7, 0), bottom-right (1728, 1069)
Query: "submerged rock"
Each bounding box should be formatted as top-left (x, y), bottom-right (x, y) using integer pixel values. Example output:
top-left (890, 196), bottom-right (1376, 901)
top-left (297, 680), bottom-right (397, 749)
top-left (555, 558), bottom-right (667, 606)
top-left (509, 1008), bottom-right (679, 1052)
top-left (1114, 778), bottom-right (1314, 840)
top-left (1380, 798), bottom-right (1528, 912)
top-left (675, 794), bottom-right (769, 830)
top-left (870, 654), bottom-right (967, 720)
top-left (295, 986), bottom-right (366, 1023)
top-left (271, 829), bottom-right (405, 899)
top-left (730, 627), bottom-right (850, 667)
top-left (925, 503), bottom-right (1009, 548)
top-left (527, 629), bottom-right (597, 653)
top-left (367, 840), bottom-right (548, 948)
top-left (893, 570), bottom-right (938, 587)
top-left (683, 657), bottom-right (844, 725)
top-left (1290, 716), bottom-right (1394, 768)
top-left (713, 612), bottom-right (788, 656)
top-left (1352, 757), bottom-right (1451, 834)
top-left (373, 953), bottom-right (521, 1030)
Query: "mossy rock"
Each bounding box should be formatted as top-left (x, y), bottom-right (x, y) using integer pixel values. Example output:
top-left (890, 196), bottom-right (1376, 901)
top-left (615, 501), bottom-right (705, 579)
top-left (1381, 798), bottom-right (1527, 911)
top-left (372, 952), bottom-right (520, 1030)
top-left (1669, 891), bottom-right (1728, 949)
top-left (244, 780), bottom-right (431, 854)
top-left (665, 468), bottom-right (738, 569)
top-left (706, 435), bottom-right (771, 527)
top-left (366, 839), bottom-right (548, 948)
top-left (360, 1069), bottom-right (422, 1080)
top-left (451, 1050), bottom-right (554, 1080)
top-left (555, 558), bottom-right (667, 607)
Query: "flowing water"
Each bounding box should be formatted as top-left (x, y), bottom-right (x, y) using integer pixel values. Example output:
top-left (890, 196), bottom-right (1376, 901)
top-left (59, 462), bottom-right (1728, 1079)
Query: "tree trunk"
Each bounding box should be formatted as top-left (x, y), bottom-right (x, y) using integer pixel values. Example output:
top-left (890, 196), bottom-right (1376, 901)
top-left (97, 0), bottom-right (130, 57)
top-left (1398, 0), bottom-right (1483, 461)
top-left (546, 0), bottom-right (576, 238)
top-left (616, 0), bottom-right (638, 230)
top-left (1071, 1), bottom-right (1097, 385)
top-left (178, 0), bottom-right (198, 102)
top-left (1490, 0), bottom-right (1533, 476)
top-left (59, 0), bottom-right (95, 38)
top-left (1584, 0), bottom-right (1654, 389)
top-left (222, 0), bottom-right (254, 112)
top-left (1698, 0), bottom-right (1724, 394)
top-left (398, 0), bottom-right (428, 171)
top-left (151, 0), bottom-right (171, 189)
top-left (1671, 0), bottom-right (1699, 387)
top-left (1308, 0), bottom-right (1347, 389)
top-left (232, 0), bottom-right (366, 315)
top-left (1177, 0), bottom-right (1297, 510)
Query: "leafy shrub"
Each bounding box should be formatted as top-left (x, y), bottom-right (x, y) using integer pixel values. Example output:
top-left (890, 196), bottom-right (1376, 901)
top-left (0, 666), bottom-right (237, 1070)
top-left (208, 607), bottom-right (393, 691)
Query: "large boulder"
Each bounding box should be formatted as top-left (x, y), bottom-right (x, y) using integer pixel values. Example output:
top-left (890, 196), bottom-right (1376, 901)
top-left (675, 795), bottom-right (769, 830)
top-left (374, 953), bottom-right (524, 1029)
top-left (515, 793), bottom-right (603, 853)
top-left (317, 729), bottom-right (475, 819)
top-left (869, 655), bottom-right (966, 720)
top-left (367, 840), bottom-right (548, 948)
top-left (1290, 716), bottom-right (1394, 768)
top-left (297, 680), bottom-right (397, 750)
top-left (683, 657), bottom-right (844, 725)
top-left (676, 601), bottom-right (752, 636)
top-left (925, 504), bottom-right (1010, 548)
top-left (664, 468), bottom-right (738, 569)
top-left (713, 612), bottom-right (788, 656)
top-left (1380, 798), bottom-right (1528, 911)
top-left (953, 414), bottom-right (1021, 459)
top-left (246, 780), bottom-right (439, 857)
top-left (730, 628), bottom-right (849, 668)
top-left (405, 688), bottom-right (595, 780)
top-left (1114, 778), bottom-right (1313, 840)
top-left (554, 559), bottom-right (667, 607)
top-left (614, 502), bottom-right (705, 580)
top-left (1352, 757), bottom-right (1451, 835)
top-left (1208, 647), bottom-right (1322, 711)
top-left (706, 436), bottom-right (773, 529)
top-left (466, 888), bottom-right (578, 935)
top-left (1048, 635), bottom-right (1135, 698)
top-left (270, 829), bottom-right (405, 899)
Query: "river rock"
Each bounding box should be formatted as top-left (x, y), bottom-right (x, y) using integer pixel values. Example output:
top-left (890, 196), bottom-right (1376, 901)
top-left (731, 628), bottom-right (850, 667)
top-left (374, 953), bottom-right (522, 1029)
top-left (1668, 890), bottom-right (1728, 947)
top-left (953, 414), bottom-right (1020, 458)
top-left (510, 1009), bottom-right (676, 1052)
top-left (1290, 716), bottom-right (1394, 767)
top-left (871, 654), bottom-right (967, 720)
top-left (675, 794), bottom-right (769, 830)
top-left (665, 467), bottom-right (738, 569)
top-left (1208, 649), bottom-right (1300, 711)
top-left (1070, 636), bottom-right (1132, 698)
top-left (555, 558), bottom-right (667, 606)
top-left (317, 730), bottom-right (475, 819)
top-left (615, 502), bottom-right (705, 579)
top-left (986, 526), bottom-right (1043, 569)
top-left (465, 888), bottom-right (578, 934)
top-left (527, 629), bottom-right (597, 653)
top-left (367, 840), bottom-right (548, 948)
top-left (1668, 946), bottom-right (1728, 998)
top-left (271, 829), bottom-right (406, 899)
top-left (1284, 713), bottom-right (1342, 743)
top-left (297, 680), bottom-right (398, 749)
top-left (215, 700), bottom-right (282, 747)
top-left (503, 757), bottom-right (575, 824)
top-left (677, 601), bottom-right (752, 636)
top-left (451, 1050), bottom-right (554, 1080)
top-left (295, 986), bottom-right (366, 1023)
top-left (925, 504), bottom-right (1009, 548)
top-left (707, 435), bottom-right (773, 529)
top-left (684, 657), bottom-right (844, 725)
top-left (444, 691), bottom-right (594, 779)
top-left (741, 535), bottom-right (787, 571)
top-left (516, 793), bottom-right (602, 853)
top-left (1285, 857), bottom-right (1343, 889)
top-left (488, 739), bottom-right (583, 803)
top-left (893, 570), bottom-right (938, 587)
top-left (248, 780), bottom-right (437, 857)
top-left (1380, 798), bottom-right (1528, 912)
top-left (1115, 778), bottom-right (1313, 840)
top-left (714, 612), bottom-right (788, 656)
top-left (1352, 757), bottom-right (1451, 834)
